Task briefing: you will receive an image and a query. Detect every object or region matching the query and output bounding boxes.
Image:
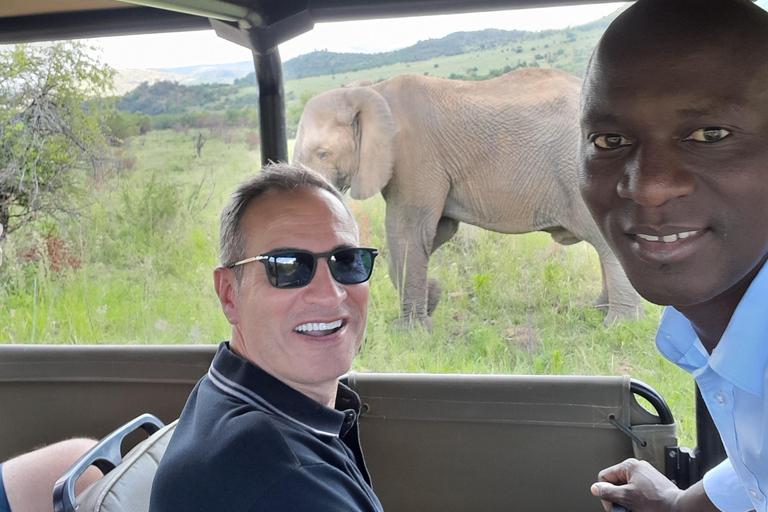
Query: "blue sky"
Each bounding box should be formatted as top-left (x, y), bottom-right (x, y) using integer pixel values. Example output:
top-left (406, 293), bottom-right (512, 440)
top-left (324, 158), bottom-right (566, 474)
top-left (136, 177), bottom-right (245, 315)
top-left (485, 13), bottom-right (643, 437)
top-left (86, 3), bottom-right (624, 69)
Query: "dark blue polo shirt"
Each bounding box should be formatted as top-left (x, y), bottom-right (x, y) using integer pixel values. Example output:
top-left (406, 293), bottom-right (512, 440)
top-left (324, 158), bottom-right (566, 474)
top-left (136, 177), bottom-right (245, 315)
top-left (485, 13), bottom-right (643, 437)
top-left (149, 342), bottom-right (383, 512)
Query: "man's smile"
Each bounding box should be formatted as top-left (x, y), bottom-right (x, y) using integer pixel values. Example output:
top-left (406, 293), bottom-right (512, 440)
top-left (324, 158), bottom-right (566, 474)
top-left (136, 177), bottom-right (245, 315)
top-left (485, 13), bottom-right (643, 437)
top-left (633, 229), bottom-right (701, 243)
top-left (622, 226), bottom-right (710, 265)
top-left (293, 319), bottom-right (345, 337)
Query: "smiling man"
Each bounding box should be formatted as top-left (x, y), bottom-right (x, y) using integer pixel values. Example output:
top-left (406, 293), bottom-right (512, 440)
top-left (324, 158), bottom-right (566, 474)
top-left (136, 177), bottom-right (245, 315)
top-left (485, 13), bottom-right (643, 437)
top-left (149, 163), bottom-right (383, 511)
top-left (578, 1), bottom-right (768, 511)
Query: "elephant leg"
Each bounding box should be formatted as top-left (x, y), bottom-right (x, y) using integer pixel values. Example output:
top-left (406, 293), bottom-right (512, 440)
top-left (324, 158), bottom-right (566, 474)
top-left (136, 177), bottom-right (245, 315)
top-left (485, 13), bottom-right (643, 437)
top-left (426, 217), bottom-right (460, 316)
top-left (553, 217), bottom-right (642, 324)
top-left (427, 279), bottom-right (442, 316)
top-left (593, 243), bottom-right (643, 324)
top-left (386, 204), bottom-right (444, 332)
top-left (593, 260), bottom-right (609, 314)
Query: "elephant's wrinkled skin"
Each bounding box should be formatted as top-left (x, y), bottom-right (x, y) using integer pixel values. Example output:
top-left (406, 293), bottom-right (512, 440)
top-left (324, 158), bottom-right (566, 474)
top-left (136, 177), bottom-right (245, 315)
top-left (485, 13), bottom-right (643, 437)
top-left (294, 68), bottom-right (641, 330)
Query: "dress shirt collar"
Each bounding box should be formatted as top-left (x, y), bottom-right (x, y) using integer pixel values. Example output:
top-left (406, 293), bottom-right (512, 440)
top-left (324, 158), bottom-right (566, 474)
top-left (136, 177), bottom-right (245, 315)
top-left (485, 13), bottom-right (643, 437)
top-left (656, 261), bottom-right (768, 397)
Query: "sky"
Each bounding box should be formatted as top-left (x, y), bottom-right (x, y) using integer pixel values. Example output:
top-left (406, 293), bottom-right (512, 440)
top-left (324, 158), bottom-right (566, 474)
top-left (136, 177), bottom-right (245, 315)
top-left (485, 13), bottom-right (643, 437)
top-left (86, 3), bottom-right (625, 70)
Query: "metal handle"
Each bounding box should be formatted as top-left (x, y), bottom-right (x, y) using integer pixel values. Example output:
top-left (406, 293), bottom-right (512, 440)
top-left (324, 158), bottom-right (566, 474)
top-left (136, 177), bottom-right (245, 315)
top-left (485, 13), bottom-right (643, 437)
top-left (630, 379), bottom-right (674, 425)
top-left (52, 413), bottom-right (164, 512)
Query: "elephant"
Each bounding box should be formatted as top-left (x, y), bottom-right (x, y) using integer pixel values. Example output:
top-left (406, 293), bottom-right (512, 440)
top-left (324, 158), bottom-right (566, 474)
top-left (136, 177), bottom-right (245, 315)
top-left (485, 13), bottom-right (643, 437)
top-left (293, 67), bottom-right (642, 330)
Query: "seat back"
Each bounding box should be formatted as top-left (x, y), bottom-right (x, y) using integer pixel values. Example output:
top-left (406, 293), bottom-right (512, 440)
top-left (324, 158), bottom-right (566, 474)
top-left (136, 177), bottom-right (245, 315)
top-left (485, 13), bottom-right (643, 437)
top-left (74, 420), bottom-right (178, 512)
top-left (349, 373), bottom-right (676, 512)
top-left (66, 372), bottom-right (675, 512)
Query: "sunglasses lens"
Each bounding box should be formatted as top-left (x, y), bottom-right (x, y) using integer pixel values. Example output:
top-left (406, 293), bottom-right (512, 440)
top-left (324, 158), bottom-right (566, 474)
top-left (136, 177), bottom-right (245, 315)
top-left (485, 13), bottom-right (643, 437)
top-left (269, 252), bottom-right (315, 288)
top-left (329, 248), bottom-right (374, 285)
top-left (263, 248), bottom-right (376, 288)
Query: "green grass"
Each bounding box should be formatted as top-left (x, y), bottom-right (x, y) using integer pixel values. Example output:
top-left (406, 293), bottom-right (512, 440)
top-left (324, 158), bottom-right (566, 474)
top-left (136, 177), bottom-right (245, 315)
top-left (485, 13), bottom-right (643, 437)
top-left (0, 128), bottom-right (695, 447)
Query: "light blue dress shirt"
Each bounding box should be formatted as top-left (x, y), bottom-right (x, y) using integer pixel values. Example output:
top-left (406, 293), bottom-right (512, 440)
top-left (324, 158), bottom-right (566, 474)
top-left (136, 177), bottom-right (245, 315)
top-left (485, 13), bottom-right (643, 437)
top-left (656, 263), bottom-right (768, 512)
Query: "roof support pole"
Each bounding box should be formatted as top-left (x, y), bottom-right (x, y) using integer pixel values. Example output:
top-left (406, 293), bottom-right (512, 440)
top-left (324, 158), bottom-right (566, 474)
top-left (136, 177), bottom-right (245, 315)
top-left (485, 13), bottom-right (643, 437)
top-left (252, 46), bottom-right (287, 165)
top-left (211, 18), bottom-right (303, 166)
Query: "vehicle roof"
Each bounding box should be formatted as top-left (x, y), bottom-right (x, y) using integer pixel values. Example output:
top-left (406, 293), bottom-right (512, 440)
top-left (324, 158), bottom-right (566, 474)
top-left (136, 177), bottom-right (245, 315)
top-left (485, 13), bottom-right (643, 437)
top-left (0, 0), bottom-right (620, 45)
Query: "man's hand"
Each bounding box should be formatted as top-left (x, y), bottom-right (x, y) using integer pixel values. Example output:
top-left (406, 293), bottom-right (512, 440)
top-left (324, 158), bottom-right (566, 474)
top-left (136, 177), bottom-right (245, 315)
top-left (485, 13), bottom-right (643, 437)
top-left (590, 458), bottom-right (720, 512)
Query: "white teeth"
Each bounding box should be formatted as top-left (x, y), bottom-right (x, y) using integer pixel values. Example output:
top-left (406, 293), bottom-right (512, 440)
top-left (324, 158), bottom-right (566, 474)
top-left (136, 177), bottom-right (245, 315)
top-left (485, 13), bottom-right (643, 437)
top-left (636, 230), bottom-right (699, 243)
top-left (294, 319), bottom-right (343, 332)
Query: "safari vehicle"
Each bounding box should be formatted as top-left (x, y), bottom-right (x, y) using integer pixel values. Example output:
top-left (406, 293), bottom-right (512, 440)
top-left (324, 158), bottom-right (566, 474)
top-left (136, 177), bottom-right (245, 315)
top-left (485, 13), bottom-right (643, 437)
top-left (0, 1), bottom-right (726, 511)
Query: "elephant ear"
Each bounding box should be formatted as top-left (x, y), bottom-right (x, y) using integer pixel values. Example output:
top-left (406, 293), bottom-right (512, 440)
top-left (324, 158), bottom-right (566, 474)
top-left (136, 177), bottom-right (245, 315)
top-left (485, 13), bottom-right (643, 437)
top-left (343, 87), bottom-right (396, 200)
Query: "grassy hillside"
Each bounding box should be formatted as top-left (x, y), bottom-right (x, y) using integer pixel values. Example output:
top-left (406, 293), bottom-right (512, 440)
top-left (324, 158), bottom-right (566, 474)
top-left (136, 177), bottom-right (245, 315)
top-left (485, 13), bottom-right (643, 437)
top-left (113, 8), bottom-right (620, 138)
top-left (281, 24), bottom-right (605, 104)
top-left (282, 28), bottom-right (531, 80)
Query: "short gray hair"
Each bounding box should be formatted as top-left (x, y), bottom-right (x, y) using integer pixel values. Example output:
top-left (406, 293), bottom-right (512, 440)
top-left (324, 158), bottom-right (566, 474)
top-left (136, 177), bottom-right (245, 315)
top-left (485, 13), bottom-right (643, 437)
top-left (219, 162), bottom-right (354, 281)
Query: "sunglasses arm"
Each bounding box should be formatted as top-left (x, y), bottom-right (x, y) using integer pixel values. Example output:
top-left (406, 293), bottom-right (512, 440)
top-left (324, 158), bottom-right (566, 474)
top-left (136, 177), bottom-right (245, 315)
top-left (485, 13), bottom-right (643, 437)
top-left (228, 255), bottom-right (268, 269)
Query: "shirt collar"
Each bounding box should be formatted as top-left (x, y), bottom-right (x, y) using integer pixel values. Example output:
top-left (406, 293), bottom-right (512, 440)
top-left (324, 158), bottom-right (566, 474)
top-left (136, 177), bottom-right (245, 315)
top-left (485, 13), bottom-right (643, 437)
top-left (656, 262), bottom-right (768, 397)
top-left (208, 342), bottom-right (361, 437)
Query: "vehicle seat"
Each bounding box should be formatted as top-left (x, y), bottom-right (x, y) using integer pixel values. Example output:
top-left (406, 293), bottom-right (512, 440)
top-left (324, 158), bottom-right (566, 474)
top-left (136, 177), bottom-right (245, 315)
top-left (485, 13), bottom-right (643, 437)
top-left (349, 373), bottom-right (677, 512)
top-left (55, 374), bottom-right (675, 512)
top-left (53, 415), bottom-right (178, 512)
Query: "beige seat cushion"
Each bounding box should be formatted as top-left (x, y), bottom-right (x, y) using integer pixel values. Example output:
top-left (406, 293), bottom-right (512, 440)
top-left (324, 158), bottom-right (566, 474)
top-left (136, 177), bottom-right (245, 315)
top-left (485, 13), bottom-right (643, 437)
top-left (75, 420), bottom-right (178, 512)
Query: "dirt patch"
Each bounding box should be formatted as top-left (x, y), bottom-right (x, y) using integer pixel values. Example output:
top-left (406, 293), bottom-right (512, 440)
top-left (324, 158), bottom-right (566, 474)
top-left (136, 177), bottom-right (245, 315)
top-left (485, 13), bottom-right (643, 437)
top-left (504, 326), bottom-right (541, 353)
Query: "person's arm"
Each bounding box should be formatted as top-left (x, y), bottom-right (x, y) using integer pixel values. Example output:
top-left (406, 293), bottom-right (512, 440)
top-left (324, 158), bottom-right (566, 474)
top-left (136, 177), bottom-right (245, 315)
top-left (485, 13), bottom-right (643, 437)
top-left (590, 458), bottom-right (721, 512)
top-left (702, 458), bottom-right (757, 512)
top-left (2, 438), bottom-right (101, 512)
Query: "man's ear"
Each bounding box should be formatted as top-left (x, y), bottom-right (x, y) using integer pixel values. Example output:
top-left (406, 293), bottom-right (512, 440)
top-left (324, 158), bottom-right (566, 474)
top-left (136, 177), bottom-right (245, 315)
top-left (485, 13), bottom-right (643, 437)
top-left (214, 266), bottom-right (240, 326)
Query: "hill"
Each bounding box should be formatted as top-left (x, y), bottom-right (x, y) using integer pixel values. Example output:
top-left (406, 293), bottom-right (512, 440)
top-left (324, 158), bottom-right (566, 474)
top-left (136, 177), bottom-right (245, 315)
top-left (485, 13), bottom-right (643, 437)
top-left (115, 80), bottom-right (257, 115)
top-left (157, 61), bottom-right (255, 84)
top-left (114, 61), bottom-right (255, 95)
top-left (282, 28), bottom-right (529, 80)
top-left (113, 68), bottom-right (197, 95)
top-left (110, 6), bottom-right (627, 136)
top-left (233, 6), bottom-right (624, 86)
top-left (115, 6), bottom-right (628, 94)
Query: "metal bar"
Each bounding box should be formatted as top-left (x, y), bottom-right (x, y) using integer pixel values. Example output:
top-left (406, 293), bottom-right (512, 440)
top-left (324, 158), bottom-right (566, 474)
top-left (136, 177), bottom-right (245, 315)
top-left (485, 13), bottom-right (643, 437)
top-left (253, 47), bottom-right (288, 165)
top-left (0, 7), bottom-right (211, 44)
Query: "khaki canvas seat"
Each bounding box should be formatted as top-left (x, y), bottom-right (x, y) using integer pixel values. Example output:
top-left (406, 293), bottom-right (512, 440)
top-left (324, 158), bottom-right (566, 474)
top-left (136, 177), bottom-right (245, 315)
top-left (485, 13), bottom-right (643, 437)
top-left (350, 373), bottom-right (676, 511)
top-left (75, 421), bottom-right (178, 512)
top-left (55, 373), bottom-right (675, 512)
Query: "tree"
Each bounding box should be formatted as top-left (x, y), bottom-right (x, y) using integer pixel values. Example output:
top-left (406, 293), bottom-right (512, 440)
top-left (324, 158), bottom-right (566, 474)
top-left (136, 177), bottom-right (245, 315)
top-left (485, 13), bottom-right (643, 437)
top-left (0, 42), bottom-right (114, 233)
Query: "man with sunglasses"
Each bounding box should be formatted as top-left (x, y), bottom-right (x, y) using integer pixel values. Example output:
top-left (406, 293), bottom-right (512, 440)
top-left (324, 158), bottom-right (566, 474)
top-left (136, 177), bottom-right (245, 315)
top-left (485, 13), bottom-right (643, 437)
top-left (150, 163), bottom-right (383, 511)
top-left (580, 1), bottom-right (768, 511)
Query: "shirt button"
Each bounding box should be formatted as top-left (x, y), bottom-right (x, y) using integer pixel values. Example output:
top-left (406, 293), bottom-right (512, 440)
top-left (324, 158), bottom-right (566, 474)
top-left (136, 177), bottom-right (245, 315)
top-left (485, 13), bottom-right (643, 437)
top-left (714, 391), bottom-right (727, 405)
top-left (750, 488), bottom-right (762, 501)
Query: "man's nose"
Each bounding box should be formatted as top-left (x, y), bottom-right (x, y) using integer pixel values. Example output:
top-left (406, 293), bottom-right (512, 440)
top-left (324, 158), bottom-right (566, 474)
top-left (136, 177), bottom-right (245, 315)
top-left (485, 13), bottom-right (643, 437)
top-left (617, 145), bottom-right (695, 206)
top-left (303, 259), bottom-right (347, 306)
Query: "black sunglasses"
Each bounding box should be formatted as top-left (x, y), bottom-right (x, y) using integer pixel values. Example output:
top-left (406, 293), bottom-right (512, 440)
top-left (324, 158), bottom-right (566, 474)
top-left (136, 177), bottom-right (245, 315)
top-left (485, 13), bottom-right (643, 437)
top-left (228, 247), bottom-right (379, 288)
